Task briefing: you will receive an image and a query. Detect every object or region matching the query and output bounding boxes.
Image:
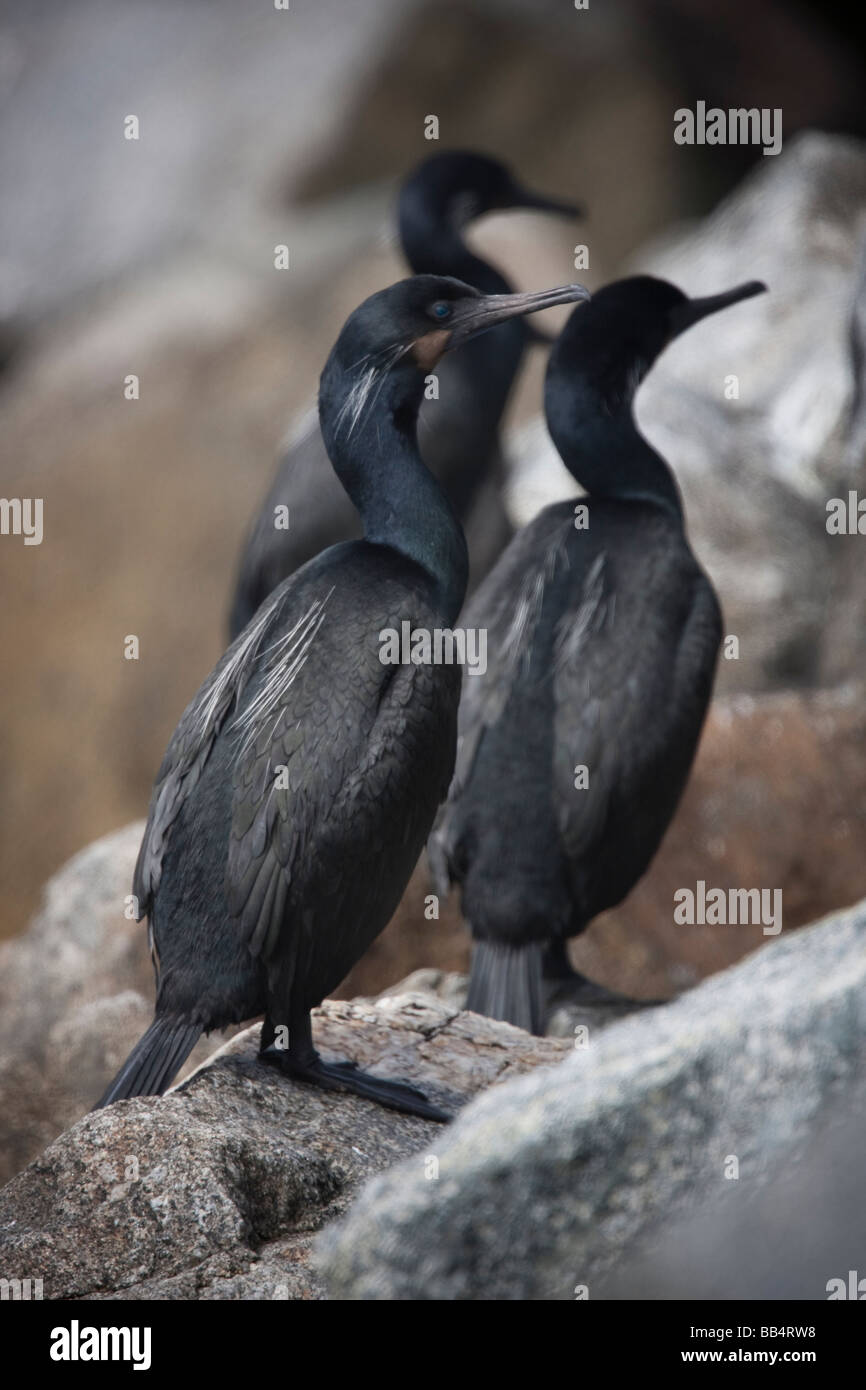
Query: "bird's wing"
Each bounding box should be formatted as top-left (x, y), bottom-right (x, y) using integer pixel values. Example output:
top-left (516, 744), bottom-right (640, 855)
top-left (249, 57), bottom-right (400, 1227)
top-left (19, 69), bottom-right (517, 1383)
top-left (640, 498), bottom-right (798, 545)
top-left (132, 586), bottom-right (296, 919)
top-left (431, 502), bottom-right (721, 899)
top-left (224, 587), bottom-right (343, 963)
top-left (225, 577), bottom-right (458, 973)
top-left (548, 550), bottom-right (621, 864)
top-left (550, 548), bottom-right (721, 870)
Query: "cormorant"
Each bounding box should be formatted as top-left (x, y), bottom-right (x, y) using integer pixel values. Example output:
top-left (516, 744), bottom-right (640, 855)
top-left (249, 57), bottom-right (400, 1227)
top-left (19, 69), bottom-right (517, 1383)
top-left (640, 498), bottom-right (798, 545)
top-left (429, 275), bottom-right (767, 1035)
top-left (227, 151), bottom-right (579, 638)
top-left (96, 273), bottom-right (590, 1119)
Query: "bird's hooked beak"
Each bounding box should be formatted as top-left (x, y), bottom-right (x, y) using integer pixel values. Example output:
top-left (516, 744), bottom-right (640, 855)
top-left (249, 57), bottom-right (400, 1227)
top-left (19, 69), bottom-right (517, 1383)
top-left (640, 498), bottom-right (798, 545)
top-left (411, 284), bottom-right (591, 369)
top-left (409, 283), bottom-right (592, 369)
top-left (668, 280), bottom-right (767, 337)
top-left (448, 282), bottom-right (590, 350)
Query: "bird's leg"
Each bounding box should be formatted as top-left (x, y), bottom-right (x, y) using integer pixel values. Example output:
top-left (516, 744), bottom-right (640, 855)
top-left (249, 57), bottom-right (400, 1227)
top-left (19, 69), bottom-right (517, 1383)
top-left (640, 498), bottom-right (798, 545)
top-left (259, 1009), bottom-right (452, 1123)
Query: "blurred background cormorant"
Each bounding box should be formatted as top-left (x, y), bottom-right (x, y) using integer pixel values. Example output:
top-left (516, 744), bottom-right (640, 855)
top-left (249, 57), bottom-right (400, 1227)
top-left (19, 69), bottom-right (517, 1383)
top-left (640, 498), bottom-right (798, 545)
top-left (430, 275), bottom-right (766, 1034)
top-left (227, 151), bottom-right (579, 638)
top-left (95, 273), bottom-right (590, 1117)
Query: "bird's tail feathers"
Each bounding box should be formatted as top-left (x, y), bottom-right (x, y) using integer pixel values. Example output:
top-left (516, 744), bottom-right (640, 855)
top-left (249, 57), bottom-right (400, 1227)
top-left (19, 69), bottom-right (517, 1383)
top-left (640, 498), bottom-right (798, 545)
top-left (466, 939), bottom-right (546, 1035)
top-left (92, 1016), bottom-right (202, 1110)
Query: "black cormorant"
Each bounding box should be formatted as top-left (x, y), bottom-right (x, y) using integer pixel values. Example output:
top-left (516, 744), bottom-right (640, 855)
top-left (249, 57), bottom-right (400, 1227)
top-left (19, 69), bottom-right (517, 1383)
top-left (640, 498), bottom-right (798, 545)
top-left (96, 273), bottom-right (590, 1118)
top-left (429, 275), bottom-right (767, 1034)
top-left (227, 151), bottom-right (579, 638)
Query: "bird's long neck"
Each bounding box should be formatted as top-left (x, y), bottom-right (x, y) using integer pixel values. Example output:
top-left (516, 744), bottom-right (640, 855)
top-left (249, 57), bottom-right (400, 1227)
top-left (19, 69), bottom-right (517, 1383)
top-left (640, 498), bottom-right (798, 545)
top-left (545, 367), bottom-right (684, 519)
top-left (400, 205), bottom-right (505, 295)
top-left (319, 357), bottom-right (469, 622)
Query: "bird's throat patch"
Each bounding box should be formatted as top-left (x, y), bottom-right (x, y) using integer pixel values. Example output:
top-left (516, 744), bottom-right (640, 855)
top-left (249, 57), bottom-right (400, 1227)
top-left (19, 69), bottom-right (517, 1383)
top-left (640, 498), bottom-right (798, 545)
top-left (411, 328), bottom-right (452, 370)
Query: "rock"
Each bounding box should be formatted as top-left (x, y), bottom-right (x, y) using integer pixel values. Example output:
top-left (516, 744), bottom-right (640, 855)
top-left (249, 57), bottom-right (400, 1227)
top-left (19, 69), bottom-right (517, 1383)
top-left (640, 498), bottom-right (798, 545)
top-left (317, 898), bottom-right (866, 1300)
top-left (0, 998), bottom-right (568, 1300)
top-left (0, 823), bottom-right (225, 1184)
top-left (365, 966), bottom-right (656, 1043)
top-left (598, 1089), bottom-right (866, 1299)
top-left (371, 968), bottom-right (469, 1013)
top-left (293, 0), bottom-right (688, 273)
top-left (505, 133), bottom-right (866, 692)
top-left (566, 680), bottom-right (866, 999)
top-left (636, 133), bottom-right (866, 496)
top-left (0, 823), bottom-right (149, 1022)
top-left (0, 0), bottom-right (392, 326)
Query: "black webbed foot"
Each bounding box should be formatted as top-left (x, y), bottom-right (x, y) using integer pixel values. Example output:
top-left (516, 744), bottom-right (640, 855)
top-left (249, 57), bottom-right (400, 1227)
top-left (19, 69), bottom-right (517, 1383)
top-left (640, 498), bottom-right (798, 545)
top-left (260, 1044), bottom-right (451, 1122)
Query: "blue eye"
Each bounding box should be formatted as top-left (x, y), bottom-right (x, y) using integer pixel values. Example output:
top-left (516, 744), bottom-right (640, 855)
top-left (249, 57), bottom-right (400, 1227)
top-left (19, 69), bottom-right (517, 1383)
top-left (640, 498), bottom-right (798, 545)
top-left (429, 301), bottom-right (452, 320)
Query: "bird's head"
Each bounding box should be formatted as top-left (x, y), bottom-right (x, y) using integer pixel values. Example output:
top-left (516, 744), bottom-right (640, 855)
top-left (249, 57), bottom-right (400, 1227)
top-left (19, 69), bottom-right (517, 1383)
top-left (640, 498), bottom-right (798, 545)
top-left (322, 274), bottom-right (591, 448)
top-left (399, 150), bottom-right (580, 239)
top-left (549, 274), bottom-right (767, 413)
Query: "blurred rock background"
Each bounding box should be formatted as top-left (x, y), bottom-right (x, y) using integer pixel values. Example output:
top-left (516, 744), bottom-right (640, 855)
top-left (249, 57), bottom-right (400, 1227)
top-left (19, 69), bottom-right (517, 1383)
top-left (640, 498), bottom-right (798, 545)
top-left (1, 0), bottom-right (865, 997)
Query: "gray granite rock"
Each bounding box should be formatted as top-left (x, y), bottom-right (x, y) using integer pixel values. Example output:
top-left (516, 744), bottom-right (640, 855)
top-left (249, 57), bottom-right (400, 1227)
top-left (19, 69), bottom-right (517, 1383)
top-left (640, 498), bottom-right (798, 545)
top-left (0, 822), bottom-right (224, 1183)
top-left (318, 900), bottom-right (866, 1300)
top-left (0, 997), bottom-right (568, 1300)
